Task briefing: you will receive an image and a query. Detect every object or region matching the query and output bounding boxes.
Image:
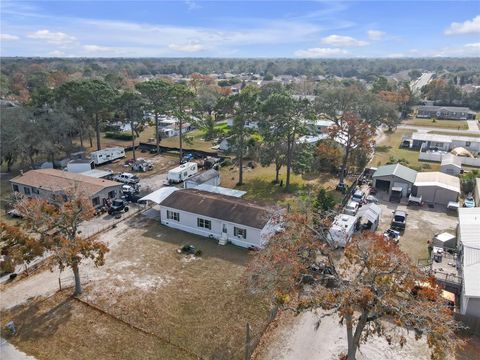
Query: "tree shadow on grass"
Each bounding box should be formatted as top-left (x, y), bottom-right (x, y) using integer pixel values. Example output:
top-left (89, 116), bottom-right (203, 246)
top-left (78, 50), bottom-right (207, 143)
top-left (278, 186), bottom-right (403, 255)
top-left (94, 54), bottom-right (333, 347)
top-left (375, 145), bottom-right (392, 153)
top-left (2, 292), bottom-right (74, 342)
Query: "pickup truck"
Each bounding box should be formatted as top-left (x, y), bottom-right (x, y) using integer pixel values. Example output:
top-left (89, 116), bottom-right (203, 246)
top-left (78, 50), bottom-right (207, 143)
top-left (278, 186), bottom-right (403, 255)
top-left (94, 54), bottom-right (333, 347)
top-left (391, 210), bottom-right (407, 231)
top-left (112, 172), bottom-right (139, 185)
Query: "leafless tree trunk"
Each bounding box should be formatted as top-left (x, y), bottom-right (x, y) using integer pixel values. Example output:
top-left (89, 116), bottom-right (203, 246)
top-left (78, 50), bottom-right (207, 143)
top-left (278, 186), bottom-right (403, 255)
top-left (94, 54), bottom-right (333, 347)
top-left (131, 121), bottom-right (136, 161)
top-left (72, 262), bottom-right (82, 296)
top-left (179, 118), bottom-right (183, 163)
top-left (286, 133), bottom-right (292, 191)
top-left (155, 112), bottom-right (160, 154)
top-left (95, 113), bottom-right (101, 151)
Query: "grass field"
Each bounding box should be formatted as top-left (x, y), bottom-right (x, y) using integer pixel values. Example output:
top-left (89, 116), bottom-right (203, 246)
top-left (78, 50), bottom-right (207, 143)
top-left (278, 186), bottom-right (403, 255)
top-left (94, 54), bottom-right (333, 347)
top-left (371, 129), bottom-right (440, 171)
top-left (219, 163), bottom-right (345, 206)
top-left (1, 220), bottom-right (272, 360)
top-left (403, 118), bottom-right (468, 130)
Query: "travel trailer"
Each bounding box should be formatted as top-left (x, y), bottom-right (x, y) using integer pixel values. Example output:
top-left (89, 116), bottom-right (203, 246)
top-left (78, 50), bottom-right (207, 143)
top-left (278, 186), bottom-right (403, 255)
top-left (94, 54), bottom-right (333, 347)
top-left (90, 147), bottom-right (125, 165)
top-left (167, 162), bottom-right (198, 184)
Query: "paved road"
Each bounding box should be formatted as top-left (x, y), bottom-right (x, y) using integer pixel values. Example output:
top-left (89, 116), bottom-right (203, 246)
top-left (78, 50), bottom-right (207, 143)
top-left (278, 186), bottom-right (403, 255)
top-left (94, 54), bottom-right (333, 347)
top-left (410, 72), bottom-right (434, 95)
top-left (398, 124), bottom-right (480, 135)
top-left (467, 120), bottom-right (479, 131)
top-left (0, 338), bottom-right (36, 360)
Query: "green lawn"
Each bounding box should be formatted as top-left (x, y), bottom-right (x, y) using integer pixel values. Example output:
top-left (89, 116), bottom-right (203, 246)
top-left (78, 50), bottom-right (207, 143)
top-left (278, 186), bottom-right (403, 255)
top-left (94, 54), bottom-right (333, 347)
top-left (403, 118), bottom-right (468, 130)
top-left (371, 129), bottom-right (440, 171)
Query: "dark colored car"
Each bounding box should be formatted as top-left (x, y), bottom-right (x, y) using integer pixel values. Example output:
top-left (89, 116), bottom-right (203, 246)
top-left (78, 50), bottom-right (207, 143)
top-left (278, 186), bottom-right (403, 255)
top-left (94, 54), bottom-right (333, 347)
top-left (108, 199), bottom-right (129, 215)
top-left (391, 210), bottom-right (407, 230)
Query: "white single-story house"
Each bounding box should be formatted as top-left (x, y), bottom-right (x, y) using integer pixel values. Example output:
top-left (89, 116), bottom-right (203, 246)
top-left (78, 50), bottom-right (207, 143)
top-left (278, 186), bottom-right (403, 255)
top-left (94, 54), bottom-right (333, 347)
top-left (184, 169), bottom-right (220, 189)
top-left (457, 208), bottom-right (480, 318)
top-left (157, 188), bottom-right (275, 248)
top-left (10, 169), bottom-right (122, 207)
top-left (412, 172), bottom-right (461, 206)
top-left (475, 178), bottom-right (480, 206)
top-left (372, 164), bottom-right (418, 197)
top-left (408, 133), bottom-right (480, 153)
top-left (440, 154), bottom-right (462, 176)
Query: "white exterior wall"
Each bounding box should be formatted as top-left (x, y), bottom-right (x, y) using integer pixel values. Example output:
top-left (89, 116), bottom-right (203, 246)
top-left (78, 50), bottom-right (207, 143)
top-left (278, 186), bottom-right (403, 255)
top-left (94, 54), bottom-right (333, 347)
top-left (451, 140), bottom-right (480, 153)
top-left (415, 186), bottom-right (459, 205)
top-left (159, 206), bottom-right (265, 248)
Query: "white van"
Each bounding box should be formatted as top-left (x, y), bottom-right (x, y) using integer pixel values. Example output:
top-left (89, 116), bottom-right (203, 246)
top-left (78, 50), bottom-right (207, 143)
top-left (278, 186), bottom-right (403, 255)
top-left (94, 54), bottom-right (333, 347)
top-left (167, 162), bottom-right (198, 184)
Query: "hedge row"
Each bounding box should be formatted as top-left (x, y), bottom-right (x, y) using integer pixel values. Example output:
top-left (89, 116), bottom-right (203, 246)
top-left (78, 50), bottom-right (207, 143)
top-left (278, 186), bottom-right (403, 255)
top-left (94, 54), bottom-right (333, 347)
top-left (105, 132), bottom-right (133, 141)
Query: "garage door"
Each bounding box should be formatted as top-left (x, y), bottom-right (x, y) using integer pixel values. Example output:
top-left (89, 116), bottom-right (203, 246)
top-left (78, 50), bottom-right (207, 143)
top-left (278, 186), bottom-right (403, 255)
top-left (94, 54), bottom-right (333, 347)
top-left (374, 179), bottom-right (390, 191)
top-left (393, 182), bottom-right (409, 197)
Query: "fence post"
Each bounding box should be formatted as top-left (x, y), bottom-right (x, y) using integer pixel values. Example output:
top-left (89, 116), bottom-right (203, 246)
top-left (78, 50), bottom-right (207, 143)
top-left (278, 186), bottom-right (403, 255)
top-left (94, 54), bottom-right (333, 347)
top-left (244, 322), bottom-right (251, 360)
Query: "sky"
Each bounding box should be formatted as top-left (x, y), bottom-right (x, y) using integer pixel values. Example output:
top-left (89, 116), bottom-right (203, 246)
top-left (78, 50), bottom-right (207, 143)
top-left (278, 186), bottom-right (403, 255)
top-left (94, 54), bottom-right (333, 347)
top-left (0, 0), bottom-right (479, 58)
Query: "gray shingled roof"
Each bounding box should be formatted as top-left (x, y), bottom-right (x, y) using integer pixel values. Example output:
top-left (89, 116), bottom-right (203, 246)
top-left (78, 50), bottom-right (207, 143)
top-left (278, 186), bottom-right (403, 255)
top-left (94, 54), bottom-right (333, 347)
top-left (418, 105), bottom-right (475, 114)
top-left (372, 164), bottom-right (417, 184)
top-left (160, 188), bottom-right (270, 229)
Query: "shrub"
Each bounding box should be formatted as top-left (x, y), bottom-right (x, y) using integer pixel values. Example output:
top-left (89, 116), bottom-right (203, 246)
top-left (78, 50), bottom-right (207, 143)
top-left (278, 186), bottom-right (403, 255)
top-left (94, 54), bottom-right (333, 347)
top-left (105, 132), bottom-right (133, 141)
top-left (195, 249), bottom-right (202, 257)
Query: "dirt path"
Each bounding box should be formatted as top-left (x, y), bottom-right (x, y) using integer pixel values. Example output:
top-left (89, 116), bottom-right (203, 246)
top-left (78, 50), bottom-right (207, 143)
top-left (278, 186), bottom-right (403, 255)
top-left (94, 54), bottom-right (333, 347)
top-left (255, 310), bottom-right (434, 360)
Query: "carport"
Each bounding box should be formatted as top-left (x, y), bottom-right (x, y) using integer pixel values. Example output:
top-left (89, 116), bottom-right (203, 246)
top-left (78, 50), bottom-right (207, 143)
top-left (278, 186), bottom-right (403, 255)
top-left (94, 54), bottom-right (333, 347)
top-left (372, 164), bottom-right (418, 198)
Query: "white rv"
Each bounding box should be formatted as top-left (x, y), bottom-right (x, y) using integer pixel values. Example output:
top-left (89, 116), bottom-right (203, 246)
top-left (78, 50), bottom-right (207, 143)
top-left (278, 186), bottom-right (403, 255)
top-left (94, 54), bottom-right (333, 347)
top-left (167, 162), bottom-right (198, 184)
top-left (90, 147), bottom-right (125, 165)
top-left (327, 214), bottom-right (357, 248)
top-left (66, 159), bottom-right (95, 173)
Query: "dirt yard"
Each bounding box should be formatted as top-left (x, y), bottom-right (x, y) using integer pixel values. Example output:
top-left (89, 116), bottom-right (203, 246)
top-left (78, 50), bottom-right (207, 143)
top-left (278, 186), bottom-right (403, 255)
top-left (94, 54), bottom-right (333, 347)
top-left (0, 215), bottom-right (272, 360)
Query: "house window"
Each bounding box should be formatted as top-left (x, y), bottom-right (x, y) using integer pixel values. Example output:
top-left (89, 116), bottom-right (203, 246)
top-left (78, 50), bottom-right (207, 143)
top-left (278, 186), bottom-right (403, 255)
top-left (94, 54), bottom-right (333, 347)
top-left (24, 187), bottom-right (31, 195)
top-left (197, 218), bottom-right (212, 230)
top-left (108, 190), bottom-right (116, 198)
top-left (12, 184), bottom-right (19, 192)
top-left (234, 227), bottom-right (247, 239)
top-left (92, 197), bottom-right (100, 206)
top-left (32, 187), bottom-right (40, 194)
top-left (167, 210), bottom-right (180, 221)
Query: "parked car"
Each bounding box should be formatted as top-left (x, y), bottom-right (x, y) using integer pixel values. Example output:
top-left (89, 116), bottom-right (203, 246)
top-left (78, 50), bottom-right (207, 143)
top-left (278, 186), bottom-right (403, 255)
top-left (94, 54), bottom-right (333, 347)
top-left (113, 172), bottom-right (140, 185)
top-left (335, 182), bottom-right (347, 193)
top-left (384, 228), bottom-right (401, 243)
top-left (365, 195), bottom-right (379, 204)
top-left (391, 210), bottom-right (407, 231)
top-left (408, 194), bottom-right (423, 206)
top-left (351, 189), bottom-right (366, 204)
top-left (447, 201), bottom-right (460, 212)
top-left (464, 195), bottom-right (475, 208)
top-left (343, 201), bottom-right (360, 216)
top-left (107, 199), bottom-right (129, 215)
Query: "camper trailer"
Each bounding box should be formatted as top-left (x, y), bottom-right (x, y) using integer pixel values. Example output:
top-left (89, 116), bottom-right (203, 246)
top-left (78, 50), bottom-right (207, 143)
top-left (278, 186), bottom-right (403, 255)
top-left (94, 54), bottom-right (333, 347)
top-left (167, 162), bottom-right (198, 184)
top-left (327, 214), bottom-right (357, 248)
top-left (66, 159), bottom-right (95, 173)
top-left (90, 147), bottom-right (125, 165)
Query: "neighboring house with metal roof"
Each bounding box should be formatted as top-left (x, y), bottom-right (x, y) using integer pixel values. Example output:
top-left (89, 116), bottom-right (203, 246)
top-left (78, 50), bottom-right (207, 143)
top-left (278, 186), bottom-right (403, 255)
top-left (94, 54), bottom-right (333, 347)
top-left (356, 203), bottom-right (382, 231)
top-left (412, 172), bottom-right (461, 206)
top-left (372, 164), bottom-right (418, 197)
top-left (408, 133), bottom-right (480, 153)
top-left (457, 208), bottom-right (480, 318)
top-left (440, 153), bottom-right (462, 176)
top-left (184, 169), bottom-right (220, 189)
top-left (10, 169), bottom-right (122, 207)
top-left (416, 105), bottom-right (476, 120)
top-left (157, 188), bottom-right (276, 248)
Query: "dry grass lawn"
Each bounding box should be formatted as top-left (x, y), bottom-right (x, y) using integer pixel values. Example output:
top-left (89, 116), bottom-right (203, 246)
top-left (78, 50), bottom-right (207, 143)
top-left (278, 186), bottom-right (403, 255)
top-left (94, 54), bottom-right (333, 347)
top-left (404, 118), bottom-right (468, 130)
top-left (1, 219), bottom-right (272, 360)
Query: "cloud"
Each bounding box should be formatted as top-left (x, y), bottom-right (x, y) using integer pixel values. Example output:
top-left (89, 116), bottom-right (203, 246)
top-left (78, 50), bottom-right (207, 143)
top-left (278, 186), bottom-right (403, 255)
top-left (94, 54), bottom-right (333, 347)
top-left (0, 33), bottom-right (19, 41)
top-left (445, 15), bottom-right (480, 35)
top-left (321, 35), bottom-right (368, 47)
top-left (48, 50), bottom-right (65, 57)
top-left (367, 30), bottom-right (385, 40)
top-left (83, 44), bottom-right (119, 54)
top-left (168, 41), bottom-right (204, 52)
top-left (27, 29), bottom-right (76, 44)
top-left (294, 47), bottom-right (349, 58)
top-left (184, 0), bottom-right (200, 10)
top-left (465, 42), bottom-right (480, 49)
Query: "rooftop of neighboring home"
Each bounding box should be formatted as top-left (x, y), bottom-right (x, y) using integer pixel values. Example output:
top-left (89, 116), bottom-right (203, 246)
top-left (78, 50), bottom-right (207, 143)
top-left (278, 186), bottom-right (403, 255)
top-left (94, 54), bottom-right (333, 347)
top-left (10, 169), bottom-right (121, 195)
top-left (411, 132), bottom-right (480, 144)
top-left (414, 172), bottom-right (461, 193)
top-left (372, 163), bottom-right (418, 184)
top-left (417, 105), bottom-right (476, 114)
top-left (441, 153), bottom-right (462, 167)
top-left (458, 208), bottom-right (480, 298)
top-left (356, 203), bottom-right (382, 223)
top-left (185, 169), bottom-right (219, 185)
top-left (159, 188), bottom-right (271, 229)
